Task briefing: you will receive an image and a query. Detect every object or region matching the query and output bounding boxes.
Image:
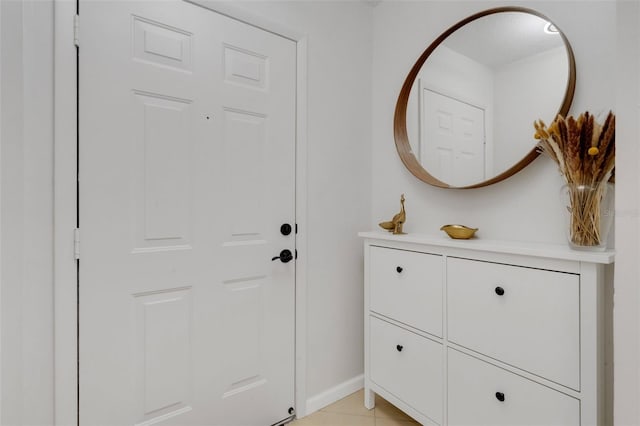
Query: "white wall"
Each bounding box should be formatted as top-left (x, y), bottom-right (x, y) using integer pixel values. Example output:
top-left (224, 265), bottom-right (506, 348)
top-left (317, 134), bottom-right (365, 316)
top-left (372, 0), bottom-right (615, 244)
top-left (0, 2), bottom-right (24, 422)
top-left (614, 1), bottom-right (640, 425)
top-left (225, 1), bottom-right (373, 402)
top-left (1, 0), bottom-right (55, 424)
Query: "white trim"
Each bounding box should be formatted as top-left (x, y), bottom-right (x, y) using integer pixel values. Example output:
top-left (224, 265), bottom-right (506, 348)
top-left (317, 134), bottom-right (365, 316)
top-left (186, 0), bottom-right (306, 42)
top-left (0, 2), bottom-right (3, 423)
top-left (53, 1), bottom-right (78, 425)
top-left (294, 36), bottom-right (309, 418)
top-left (53, 1), bottom-right (309, 423)
top-left (304, 374), bottom-right (365, 417)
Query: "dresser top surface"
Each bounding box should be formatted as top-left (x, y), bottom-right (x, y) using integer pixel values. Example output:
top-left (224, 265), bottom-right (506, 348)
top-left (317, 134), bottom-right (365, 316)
top-left (358, 231), bottom-right (615, 264)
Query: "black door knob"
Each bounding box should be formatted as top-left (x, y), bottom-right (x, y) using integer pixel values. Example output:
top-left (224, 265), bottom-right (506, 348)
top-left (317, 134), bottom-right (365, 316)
top-left (495, 392), bottom-right (505, 402)
top-left (280, 223), bottom-right (292, 236)
top-left (272, 249), bottom-right (293, 263)
top-left (396, 345), bottom-right (403, 352)
top-left (396, 266), bottom-right (403, 273)
top-left (495, 286), bottom-right (505, 296)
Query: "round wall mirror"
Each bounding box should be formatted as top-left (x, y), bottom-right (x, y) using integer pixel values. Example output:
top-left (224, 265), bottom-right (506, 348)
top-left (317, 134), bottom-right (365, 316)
top-left (394, 7), bottom-right (576, 188)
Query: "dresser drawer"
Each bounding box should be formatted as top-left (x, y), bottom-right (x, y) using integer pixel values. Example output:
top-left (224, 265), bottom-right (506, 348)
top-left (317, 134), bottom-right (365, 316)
top-left (370, 316), bottom-right (443, 424)
top-left (448, 349), bottom-right (579, 426)
top-left (370, 246), bottom-right (442, 336)
top-left (447, 257), bottom-right (580, 389)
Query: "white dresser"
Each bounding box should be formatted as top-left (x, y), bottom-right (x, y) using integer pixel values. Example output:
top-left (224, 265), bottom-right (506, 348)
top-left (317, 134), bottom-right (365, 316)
top-left (360, 231), bottom-right (614, 426)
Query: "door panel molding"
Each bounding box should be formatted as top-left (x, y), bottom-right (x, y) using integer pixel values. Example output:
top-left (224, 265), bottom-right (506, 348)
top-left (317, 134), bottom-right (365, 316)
top-left (52, 1), bottom-right (309, 424)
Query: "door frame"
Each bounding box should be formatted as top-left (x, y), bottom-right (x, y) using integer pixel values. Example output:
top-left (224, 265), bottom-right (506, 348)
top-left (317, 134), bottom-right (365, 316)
top-left (53, 2), bottom-right (309, 424)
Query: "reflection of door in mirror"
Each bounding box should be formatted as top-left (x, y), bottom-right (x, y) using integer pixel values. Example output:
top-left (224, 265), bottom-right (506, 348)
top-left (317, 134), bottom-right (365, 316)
top-left (407, 43), bottom-right (496, 185)
top-left (396, 8), bottom-right (575, 188)
top-left (420, 88), bottom-right (486, 187)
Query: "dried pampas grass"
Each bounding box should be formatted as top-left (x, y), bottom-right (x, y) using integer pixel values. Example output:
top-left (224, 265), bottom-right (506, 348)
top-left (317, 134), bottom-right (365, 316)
top-left (534, 111), bottom-right (615, 186)
top-left (534, 112), bottom-right (615, 248)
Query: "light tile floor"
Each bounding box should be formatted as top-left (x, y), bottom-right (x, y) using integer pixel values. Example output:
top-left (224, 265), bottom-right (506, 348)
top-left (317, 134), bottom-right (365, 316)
top-left (290, 389), bottom-right (419, 426)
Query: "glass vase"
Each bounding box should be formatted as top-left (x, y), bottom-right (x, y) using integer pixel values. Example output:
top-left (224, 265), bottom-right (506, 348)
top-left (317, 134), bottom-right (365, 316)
top-left (562, 182), bottom-right (614, 251)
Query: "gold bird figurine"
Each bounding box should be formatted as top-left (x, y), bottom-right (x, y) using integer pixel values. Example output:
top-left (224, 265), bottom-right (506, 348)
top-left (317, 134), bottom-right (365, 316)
top-left (379, 194), bottom-right (406, 235)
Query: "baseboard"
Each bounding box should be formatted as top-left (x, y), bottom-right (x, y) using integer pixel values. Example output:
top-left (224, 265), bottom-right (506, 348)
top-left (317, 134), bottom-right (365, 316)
top-left (304, 374), bottom-right (364, 416)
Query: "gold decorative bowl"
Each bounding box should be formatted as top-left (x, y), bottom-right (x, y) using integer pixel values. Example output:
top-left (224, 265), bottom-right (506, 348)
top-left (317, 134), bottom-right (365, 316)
top-left (440, 224), bottom-right (478, 240)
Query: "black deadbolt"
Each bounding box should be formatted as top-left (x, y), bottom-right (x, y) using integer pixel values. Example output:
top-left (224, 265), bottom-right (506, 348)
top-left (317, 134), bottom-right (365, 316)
top-left (396, 344), bottom-right (403, 352)
top-left (272, 249), bottom-right (293, 263)
top-left (280, 223), bottom-right (292, 236)
top-left (495, 392), bottom-right (505, 402)
top-left (396, 266), bottom-right (403, 273)
top-left (495, 286), bottom-right (505, 296)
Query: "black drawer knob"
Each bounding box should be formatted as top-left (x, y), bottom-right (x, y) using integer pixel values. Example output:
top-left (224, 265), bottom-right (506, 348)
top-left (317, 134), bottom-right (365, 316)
top-left (495, 286), bottom-right (505, 296)
top-left (495, 392), bottom-right (505, 402)
top-left (396, 266), bottom-right (403, 273)
top-left (396, 344), bottom-right (403, 352)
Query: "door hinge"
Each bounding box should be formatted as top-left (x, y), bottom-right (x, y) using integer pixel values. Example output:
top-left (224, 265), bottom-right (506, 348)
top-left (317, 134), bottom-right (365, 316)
top-left (74, 228), bottom-right (80, 260)
top-left (73, 14), bottom-right (79, 47)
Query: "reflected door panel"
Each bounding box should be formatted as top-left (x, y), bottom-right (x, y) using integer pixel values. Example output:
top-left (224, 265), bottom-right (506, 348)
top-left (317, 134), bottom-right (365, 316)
top-left (421, 89), bottom-right (485, 187)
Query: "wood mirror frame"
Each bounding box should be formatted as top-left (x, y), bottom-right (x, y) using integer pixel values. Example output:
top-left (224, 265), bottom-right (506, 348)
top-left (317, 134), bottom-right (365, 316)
top-left (393, 6), bottom-right (576, 189)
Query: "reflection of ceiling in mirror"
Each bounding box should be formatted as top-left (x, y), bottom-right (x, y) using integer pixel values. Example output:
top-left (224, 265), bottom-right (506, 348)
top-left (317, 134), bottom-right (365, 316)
top-left (442, 12), bottom-right (565, 69)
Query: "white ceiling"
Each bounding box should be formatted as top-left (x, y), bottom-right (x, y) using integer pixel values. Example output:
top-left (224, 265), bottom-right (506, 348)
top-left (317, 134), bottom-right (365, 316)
top-left (442, 12), bottom-right (566, 69)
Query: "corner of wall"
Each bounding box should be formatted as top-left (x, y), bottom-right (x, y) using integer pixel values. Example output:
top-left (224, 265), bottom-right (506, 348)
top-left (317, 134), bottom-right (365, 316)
top-left (613, 1), bottom-right (640, 424)
top-left (1, 1), bottom-right (25, 423)
top-left (304, 374), bottom-right (364, 417)
top-left (1, 1), bottom-right (55, 425)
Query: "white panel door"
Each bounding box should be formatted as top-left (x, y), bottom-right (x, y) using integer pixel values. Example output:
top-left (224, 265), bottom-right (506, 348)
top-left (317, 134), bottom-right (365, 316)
top-left (420, 89), bottom-right (486, 186)
top-left (79, 2), bottom-right (296, 425)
